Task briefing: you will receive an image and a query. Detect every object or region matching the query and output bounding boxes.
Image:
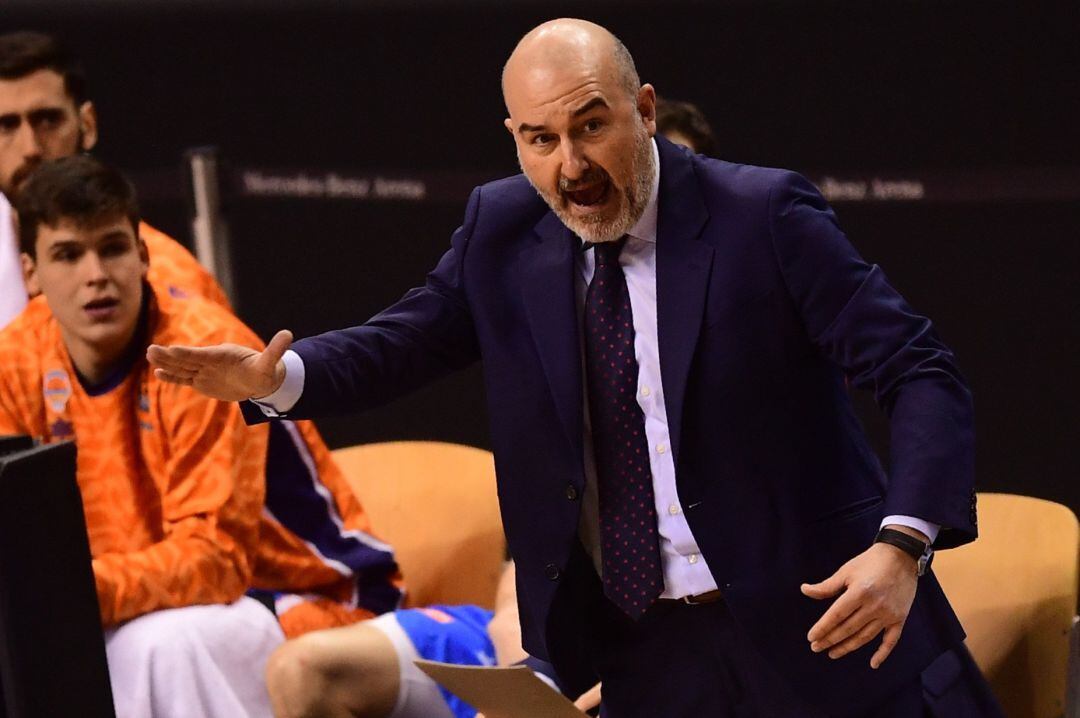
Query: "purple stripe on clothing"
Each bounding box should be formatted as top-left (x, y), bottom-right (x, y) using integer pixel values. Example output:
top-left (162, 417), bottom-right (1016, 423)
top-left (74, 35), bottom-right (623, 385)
top-left (265, 421), bottom-right (402, 614)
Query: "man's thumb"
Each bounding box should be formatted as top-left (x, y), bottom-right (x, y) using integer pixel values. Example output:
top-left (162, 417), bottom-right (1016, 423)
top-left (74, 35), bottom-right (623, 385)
top-left (263, 329), bottom-right (294, 364)
top-left (801, 573), bottom-right (845, 600)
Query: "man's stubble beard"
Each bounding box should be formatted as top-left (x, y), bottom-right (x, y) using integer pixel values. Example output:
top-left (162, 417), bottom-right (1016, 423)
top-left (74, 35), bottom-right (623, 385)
top-left (1, 129), bottom-right (86, 199)
top-left (520, 123), bottom-right (656, 244)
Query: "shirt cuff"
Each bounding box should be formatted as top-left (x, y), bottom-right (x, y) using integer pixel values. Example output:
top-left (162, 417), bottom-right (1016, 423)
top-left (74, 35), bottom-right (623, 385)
top-left (532, 670), bottom-right (560, 693)
top-left (249, 349), bottom-right (305, 417)
top-left (880, 515), bottom-right (940, 544)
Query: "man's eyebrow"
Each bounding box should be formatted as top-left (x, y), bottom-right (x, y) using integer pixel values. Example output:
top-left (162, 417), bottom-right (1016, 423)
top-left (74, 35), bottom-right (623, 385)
top-left (28, 107), bottom-right (66, 120)
top-left (516, 98), bottom-right (612, 134)
top-left (46, 239), bottom-right (81, 252)
top-left (570, 97), bottom-right (610, 118)
top-left (98, 231), bottom-right (132, 243)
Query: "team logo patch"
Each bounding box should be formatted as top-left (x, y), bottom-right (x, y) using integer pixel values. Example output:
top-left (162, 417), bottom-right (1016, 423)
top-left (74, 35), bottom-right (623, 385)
top-left (42, 369), bottom-right (73, 413)
top-left (49, 418), bottom-right (75, 440)
top-left (417, 608), bottom-right (454, 624)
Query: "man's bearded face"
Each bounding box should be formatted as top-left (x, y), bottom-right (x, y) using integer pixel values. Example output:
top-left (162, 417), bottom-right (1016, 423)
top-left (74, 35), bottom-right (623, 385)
top-left (519, 112), bottom-right (655, 244)
top-left (504, 55), bottom-right (658, 245)
top-left (0, 69), bottom-right (89, 198)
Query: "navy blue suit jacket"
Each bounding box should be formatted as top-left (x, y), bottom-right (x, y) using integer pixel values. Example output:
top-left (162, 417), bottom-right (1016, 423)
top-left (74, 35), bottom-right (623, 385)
top-left (254, 137), bottom-right (976, 714)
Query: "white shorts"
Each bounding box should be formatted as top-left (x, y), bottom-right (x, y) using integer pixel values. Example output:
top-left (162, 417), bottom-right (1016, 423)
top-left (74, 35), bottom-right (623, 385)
top-left (104, 596), bottom-right (285, 718)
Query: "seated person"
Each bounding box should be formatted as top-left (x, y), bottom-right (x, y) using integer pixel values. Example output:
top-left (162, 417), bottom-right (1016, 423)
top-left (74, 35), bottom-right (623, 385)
top-left (267, 562), bottom-right (602, 718)
top-left (0, 30), bottom-right (231, 328)
top-left (0, 156), bottom-right (403, 717)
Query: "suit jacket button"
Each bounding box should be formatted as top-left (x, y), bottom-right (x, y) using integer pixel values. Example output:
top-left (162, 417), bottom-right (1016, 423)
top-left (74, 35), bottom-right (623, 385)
top-left (565, 485), bottom-right (579, 501)
top-left (545, 563), bottom-right (561, 581)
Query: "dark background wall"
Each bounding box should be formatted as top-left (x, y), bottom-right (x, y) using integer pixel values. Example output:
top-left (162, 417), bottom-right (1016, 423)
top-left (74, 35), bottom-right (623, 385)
top-left (4, 0), bottom-right (1077, 510)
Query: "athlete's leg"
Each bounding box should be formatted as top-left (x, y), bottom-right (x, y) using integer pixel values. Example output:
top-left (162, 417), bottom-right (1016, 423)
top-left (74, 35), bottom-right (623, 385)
top-left (266, 615), bottom-right (439, 718)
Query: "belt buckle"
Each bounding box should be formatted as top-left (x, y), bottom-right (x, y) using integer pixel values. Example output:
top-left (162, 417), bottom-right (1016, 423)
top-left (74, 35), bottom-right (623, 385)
top-left (681, 589), bottom-right (720, 605)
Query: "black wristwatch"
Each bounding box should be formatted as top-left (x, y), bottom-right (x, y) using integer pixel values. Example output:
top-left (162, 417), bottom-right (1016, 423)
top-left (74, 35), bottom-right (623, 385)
top-left (874, 527), bottom-right (934, 576)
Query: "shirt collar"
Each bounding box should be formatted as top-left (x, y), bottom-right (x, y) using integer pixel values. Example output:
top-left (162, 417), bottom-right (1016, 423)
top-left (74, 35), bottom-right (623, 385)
top-left (580, 137), bottom-right (660, 248)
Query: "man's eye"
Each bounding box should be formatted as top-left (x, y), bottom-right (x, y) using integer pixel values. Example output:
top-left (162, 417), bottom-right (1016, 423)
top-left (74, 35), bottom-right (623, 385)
top-left (0, 116), bottom-right (19, 134)
top-left (53, 249), bottom-right (80, 262)
top-left (100, 242), bottom-right (130, 258)
top-left (531, 134), bottom-right (554, 146)
top-left (29, 109), bottom-right (65, 130)
top-left (584, 119), bottom-right (603, 133)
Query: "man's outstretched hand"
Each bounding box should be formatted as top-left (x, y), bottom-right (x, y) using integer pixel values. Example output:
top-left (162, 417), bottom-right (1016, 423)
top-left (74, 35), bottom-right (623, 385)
top-left (800, 528), bottom-right (922, 669)
top-left (146, 329), bottom-right (294, 402)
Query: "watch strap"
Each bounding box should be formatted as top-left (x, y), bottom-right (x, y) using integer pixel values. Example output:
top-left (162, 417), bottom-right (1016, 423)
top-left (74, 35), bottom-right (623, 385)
top-left (874, 527), bottom-right (929, 562)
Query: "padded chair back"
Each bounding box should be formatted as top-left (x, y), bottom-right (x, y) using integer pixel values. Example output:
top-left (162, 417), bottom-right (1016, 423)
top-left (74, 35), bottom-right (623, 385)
top-left (932, 492), bottom-right (1079, 718)
top-left (331, 441), bottom-right (505, 610)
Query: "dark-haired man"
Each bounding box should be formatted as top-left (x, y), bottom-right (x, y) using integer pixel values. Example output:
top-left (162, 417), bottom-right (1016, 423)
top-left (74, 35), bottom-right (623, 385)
top-left (0, 30), bottom-right (228, 329)
top-left (0, 155), bottom-right (410, 717)
top-left (151, 19), bottom-right (1001, 716)
top-left (656, 97), bottom-right (716, 155)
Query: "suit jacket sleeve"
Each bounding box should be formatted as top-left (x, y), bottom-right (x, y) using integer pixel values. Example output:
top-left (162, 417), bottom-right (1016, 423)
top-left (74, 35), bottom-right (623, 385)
top-left (276, 188), bottom-right (483, 420)
top-left (767, 171), bottom-right (975, 548)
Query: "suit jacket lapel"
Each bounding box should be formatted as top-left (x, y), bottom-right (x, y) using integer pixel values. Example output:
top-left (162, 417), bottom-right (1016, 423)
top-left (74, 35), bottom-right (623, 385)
top-left (655, 139), bottom-right (712, 464)
top-left (521, 211), bottom-right (584, 461)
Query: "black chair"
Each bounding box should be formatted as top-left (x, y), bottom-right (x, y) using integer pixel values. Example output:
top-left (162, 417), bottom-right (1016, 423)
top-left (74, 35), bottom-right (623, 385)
top-left (0, 439), bottom-right (115, 717)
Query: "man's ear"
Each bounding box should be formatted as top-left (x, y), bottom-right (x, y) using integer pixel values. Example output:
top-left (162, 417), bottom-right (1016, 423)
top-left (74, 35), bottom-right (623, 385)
top-left (504, 117), bottom-right (516, 137)
top-left (77, 101), bottom-right (99, 152)
top-left (136, 236), bottom-right (149, 273)
top-left (637, 83), bottom-right (657, 137)
top-left (21, 253), bottom-right (41, 297)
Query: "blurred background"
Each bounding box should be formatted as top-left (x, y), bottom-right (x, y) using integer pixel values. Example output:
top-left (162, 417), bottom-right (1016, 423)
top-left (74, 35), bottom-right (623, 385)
top-left (4, 0), bottom-right (1077, 511)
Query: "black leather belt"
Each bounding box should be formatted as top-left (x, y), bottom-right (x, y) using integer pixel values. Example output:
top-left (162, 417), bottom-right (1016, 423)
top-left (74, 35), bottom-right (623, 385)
top-left (658, 588), bottom-right (724, 605)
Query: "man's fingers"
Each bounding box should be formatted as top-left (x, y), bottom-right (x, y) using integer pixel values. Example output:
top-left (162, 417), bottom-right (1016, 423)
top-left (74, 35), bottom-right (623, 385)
top-left (151, 365), bottom-right (197, 380)
top-left (870, 622), bottom-right (905, 669)
top-left (148, 357), bottom-right (200, 378)
top-left (826, 618), bottom-right (883, 659)
top-left (147, 343), bottom-right (210, 369)
top-left (574, 682), bottom-right (602, 710)
top-left (806, 587), bottom-right (859, 643)
top-left (811, 606), bottom-right (872, 652)
top-left (153, 368), bottom-right (194, 386)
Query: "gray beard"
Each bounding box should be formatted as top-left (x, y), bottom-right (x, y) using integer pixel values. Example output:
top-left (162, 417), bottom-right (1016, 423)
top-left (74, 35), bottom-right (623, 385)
top-left (520, 128), bottom-right (656, 244)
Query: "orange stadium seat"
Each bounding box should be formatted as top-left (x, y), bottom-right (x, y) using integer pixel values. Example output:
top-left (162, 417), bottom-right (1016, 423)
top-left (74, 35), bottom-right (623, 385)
top-left (331, 441), bottom-right (505, 610)
top-left (932, 493), bottom-right (1079, 718)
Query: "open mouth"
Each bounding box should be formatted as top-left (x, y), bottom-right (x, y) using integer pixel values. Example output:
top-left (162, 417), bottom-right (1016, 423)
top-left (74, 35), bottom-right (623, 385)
top-left (563, 179), bottom-right (611, 210)
top-left (83, 297), bottom-right (120, 320)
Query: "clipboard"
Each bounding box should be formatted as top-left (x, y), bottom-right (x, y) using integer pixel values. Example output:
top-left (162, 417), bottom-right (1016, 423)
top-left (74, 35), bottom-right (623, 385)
top-left (415, 660), bottom-right (588, 718)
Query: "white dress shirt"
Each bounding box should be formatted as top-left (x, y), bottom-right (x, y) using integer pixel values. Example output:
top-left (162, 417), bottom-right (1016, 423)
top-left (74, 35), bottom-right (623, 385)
top-left (256, 138), bottom-right (938, 598)
top-left (0, 194), bottom-right (28, 330)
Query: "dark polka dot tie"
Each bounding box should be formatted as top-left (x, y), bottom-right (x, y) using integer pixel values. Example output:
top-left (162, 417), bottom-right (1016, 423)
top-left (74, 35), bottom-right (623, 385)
top-left (585, 237), bottom-right (663, 619)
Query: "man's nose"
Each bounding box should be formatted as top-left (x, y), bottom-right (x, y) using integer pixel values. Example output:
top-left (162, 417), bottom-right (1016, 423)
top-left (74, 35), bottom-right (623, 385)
top-left (13, 121), bottom-right (44, 160)
top-left (81, 252), bottom-right (108, 285)
top-left (559, 140), bottom-right (589, 181)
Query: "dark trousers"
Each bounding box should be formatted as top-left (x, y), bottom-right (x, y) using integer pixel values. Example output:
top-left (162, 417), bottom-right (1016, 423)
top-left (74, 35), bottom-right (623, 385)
top-left (582, 593), bottom-right (1003, 718)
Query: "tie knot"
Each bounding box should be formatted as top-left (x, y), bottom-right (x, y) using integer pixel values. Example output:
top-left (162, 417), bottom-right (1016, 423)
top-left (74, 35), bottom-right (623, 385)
top-left (590, 236), bottom-right (626, 268)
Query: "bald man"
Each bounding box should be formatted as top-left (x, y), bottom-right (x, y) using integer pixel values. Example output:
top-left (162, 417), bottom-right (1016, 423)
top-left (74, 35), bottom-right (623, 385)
top-left (150, 19), bottom-right (1000, 717)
